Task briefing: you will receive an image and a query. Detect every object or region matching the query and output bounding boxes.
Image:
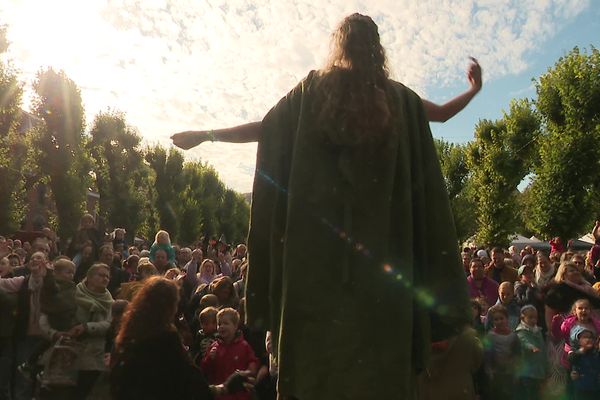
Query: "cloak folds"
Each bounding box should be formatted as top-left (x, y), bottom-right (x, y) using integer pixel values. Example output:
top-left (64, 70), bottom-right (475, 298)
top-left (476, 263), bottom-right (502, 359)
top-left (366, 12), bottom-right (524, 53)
top-left (246, 71), bottom-right (471, 400)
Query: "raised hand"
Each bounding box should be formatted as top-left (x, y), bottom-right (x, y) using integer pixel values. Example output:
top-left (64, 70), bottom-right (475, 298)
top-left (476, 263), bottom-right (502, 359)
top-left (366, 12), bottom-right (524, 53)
top-left (467, 57), bottom-right (482, 91)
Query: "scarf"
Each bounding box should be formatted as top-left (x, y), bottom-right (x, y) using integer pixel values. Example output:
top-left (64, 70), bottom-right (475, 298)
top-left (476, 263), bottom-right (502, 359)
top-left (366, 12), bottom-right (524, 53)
top-left (535, 264), bottom-right (555, 287)
top-left (75, 281), bottom-right (113, 323)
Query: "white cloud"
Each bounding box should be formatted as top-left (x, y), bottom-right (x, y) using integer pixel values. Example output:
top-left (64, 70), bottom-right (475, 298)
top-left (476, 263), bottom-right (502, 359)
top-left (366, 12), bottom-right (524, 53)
top-left (0, 0), bottom-right (590, 192)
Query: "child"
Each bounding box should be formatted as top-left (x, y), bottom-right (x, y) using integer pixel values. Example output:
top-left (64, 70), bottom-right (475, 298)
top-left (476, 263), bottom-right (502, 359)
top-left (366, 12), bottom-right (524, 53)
top-left (484, 304), bottom-right (520, 400)
top-left (149, 230), bottom-right (176, 265)
top-left (68, 214), bottom-right (103, 261)
top-left (193, 306), bottom-right (219, 363)
top-left (485, 281), bottom-right (521, 331)
top-left (201, 308), bottom-right (258, 400)
top-left (515, 305), bottom-right (546, 400)
top-left (40, 258), bottom-right (77, 335)
top-left (112, 228), bottom-right (128, 257)
top-left (568, 326), bottom-right (600, 400)
top-left (556, 298), bottom-right (600, 370)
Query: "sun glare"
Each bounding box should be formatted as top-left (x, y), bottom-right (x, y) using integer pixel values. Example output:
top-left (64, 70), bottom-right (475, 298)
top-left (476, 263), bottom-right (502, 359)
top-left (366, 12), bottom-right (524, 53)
top-left (6, 1), bottom-right (106, 79)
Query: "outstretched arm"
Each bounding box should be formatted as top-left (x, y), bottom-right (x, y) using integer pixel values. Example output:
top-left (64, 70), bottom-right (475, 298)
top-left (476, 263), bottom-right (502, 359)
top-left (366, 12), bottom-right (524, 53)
top-left (423, 57), bottom-right (482, 123)
top-left (171, 58), bottom-right (483, 150)
top-left (171, 122), bottom-right (261, 150)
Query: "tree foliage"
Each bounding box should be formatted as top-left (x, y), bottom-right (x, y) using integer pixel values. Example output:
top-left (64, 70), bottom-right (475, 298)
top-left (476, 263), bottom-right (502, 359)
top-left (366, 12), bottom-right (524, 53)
top-left (30, 68), bottom-right (89, 240)
top-left (434, 139), bottom-right (476, 243)
top-left (525, 47), bottom-right (600, 240)
top-left (0, 37), bottom-right (27, 234)
top-left (88, 110), bottom-right (152, 241)
top-left (145, 145), bottom-right (185, 240)
top-left (466, 99), bottom-right (540, 247)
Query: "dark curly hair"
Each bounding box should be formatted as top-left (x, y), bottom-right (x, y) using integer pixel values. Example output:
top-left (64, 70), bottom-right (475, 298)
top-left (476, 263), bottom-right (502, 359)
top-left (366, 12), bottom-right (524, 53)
top-left (115, 277), bottom-right (179, 349)
top-left (314, 13), bottom-right (392, 147)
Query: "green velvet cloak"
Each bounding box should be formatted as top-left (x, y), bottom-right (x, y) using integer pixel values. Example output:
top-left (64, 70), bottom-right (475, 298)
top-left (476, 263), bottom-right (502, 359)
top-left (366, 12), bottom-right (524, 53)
top-left (246, 71), bottom-right (471, 399)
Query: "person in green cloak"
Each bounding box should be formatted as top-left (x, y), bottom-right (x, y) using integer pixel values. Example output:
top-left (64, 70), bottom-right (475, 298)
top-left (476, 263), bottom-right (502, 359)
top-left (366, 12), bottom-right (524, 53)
top-left (173, 13), bottom-right (477, 400)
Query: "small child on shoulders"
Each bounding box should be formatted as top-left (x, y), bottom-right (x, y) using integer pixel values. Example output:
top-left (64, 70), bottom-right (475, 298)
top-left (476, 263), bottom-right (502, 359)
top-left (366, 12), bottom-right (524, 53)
top-left (201, 308), bottom-right (258, 400)
top-left (515, 305), bottom-right (546, 400)
top-left (568, 326), bottom-right (600, 400)
top-left (149, 230), bottom-right (176, 265)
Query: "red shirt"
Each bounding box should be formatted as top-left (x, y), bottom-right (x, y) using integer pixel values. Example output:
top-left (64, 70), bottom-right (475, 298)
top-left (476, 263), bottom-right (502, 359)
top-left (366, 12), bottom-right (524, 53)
top-left (200, 335), bottom-right (258, 400)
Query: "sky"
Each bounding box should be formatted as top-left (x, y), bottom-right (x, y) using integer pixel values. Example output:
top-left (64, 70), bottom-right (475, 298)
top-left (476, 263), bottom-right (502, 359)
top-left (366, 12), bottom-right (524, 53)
top-left (1, 0), bottom-right (599, 193)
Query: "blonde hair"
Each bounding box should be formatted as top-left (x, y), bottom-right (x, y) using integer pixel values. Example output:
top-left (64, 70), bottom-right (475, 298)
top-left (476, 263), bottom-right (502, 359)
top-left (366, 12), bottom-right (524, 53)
top-left (199, 306), bottom-right (218, 324)
top-left (554, 261), bottom-right (579, 283)
top-left (314, 13), bottom-right (391, 147)
top-left (53, 258), bottom-right (75, 274)
top-left (155, 230), bottom-right (171, 245)
top-left (137, 260), bottom-right (158, 276)
top-left (217, 307), bottom-right (240, 327)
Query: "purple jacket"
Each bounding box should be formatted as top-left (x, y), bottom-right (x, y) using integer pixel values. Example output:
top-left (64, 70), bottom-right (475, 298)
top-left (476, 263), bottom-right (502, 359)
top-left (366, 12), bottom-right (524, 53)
top-left (466, 276), bottom-right (499, 307)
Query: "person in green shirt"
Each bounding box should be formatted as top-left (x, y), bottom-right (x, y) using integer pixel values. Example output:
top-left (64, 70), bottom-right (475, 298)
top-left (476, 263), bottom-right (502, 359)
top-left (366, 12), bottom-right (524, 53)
top-left (172, 13), bottom-right (475, 400)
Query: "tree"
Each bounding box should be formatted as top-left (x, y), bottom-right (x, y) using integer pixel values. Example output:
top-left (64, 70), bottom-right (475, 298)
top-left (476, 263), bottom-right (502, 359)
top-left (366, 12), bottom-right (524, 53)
top-left (434, 139), bottom-right (476, 243)
top-left (88, 110), bottom-right (152, 241)
top-left (467, 99), bottom-right (540, 247)
top-left (145, 145), bottom-right (185, 240)
top-left (31, 68), bottom-right (88, 240)
top-left (196, 166), bottom-right (225, 240)
top-left (177, 162), bottom-right (205, 245)
top-left (526, 47), bottom-right (600, 240)
top-left (0, 33), bottom-right (27, 234)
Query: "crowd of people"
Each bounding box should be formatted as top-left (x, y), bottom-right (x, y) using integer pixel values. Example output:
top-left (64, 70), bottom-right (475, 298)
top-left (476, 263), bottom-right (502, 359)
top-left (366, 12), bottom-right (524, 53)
top-left (0, 217), bottom-right (263, 400)
top-left (459, 229), bottom-right (600, 400)
top-left (1, 9), bottom-right (598, 400)
top-left (2, 216), bottom-right (600, 400)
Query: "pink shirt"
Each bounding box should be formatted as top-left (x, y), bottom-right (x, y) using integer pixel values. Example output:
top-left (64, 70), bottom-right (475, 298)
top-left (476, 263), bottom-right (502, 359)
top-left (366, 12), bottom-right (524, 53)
top-left (466, 276), bottom-right (499, 307)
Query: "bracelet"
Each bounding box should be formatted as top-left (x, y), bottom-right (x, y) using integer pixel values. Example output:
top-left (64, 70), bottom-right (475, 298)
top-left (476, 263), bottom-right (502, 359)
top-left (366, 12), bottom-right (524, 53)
top-left (209, 384), bottom-right (227, 396)
top-left (207, 130), bottom-right (215, 142)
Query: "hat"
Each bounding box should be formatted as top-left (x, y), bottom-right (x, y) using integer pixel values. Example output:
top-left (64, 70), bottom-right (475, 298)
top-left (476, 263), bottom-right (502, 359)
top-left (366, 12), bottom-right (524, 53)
top-left (476, 249), bottom-right (488, 258)
top-left (518, 264), bottom-right (533, 276)
top-left (569, 325), bottom-right (596, 348)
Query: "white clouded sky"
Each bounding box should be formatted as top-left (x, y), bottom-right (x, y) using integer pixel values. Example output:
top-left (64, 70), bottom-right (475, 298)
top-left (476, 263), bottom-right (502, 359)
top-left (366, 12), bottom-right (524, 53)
top-left (0, 0), bottom-right (592, 192)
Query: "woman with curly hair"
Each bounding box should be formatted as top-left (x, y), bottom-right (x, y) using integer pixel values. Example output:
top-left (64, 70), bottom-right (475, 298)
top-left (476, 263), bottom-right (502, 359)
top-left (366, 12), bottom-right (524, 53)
top-left (173, 13), bottom-right (475, 399)
top-left (110, 276), bottom-right (249, 399)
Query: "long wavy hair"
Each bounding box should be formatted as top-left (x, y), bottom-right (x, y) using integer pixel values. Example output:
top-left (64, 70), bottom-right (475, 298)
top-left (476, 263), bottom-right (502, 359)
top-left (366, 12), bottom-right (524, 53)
top-left (115, 277), bottom-right (179, 349)
top-left (315, 13), bottom-right (392, 146)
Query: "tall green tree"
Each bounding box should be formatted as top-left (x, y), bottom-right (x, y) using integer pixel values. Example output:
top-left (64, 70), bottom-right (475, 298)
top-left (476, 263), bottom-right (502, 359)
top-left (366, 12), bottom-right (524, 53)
top-left (0, 32), bottom-right (27, 234)
top-left (145, 145), bottom-right (185, 240)
top-left (467, 99), bottom-right (540, 247)
top-left (88, 110), bottom-right (152, 241)
top-left (434, 139), bottom-right (476, 243)
top-left (197, 166), bottom-right (225, 240)
top-left (31, 68), bottom-right (88, 240)
top-left (177, 162), bottom-right (205, 245)
top-left (526, 47), bottom-right (600, 240)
